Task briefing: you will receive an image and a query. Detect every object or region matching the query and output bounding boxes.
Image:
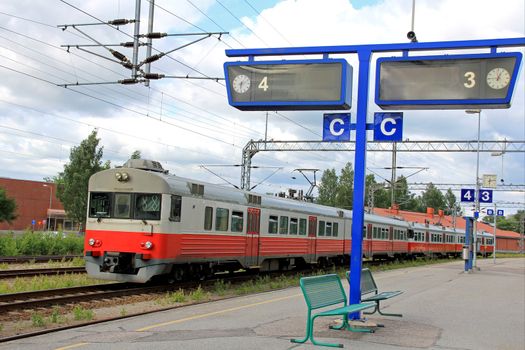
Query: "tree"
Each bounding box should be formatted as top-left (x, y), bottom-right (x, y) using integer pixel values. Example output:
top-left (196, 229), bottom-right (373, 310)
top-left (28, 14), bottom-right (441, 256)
top-left (365, 174), bottom-right (389, 210)
top-left (0, 188), bottom-right (17, 223)
top-left (444, 188), bottom-right (458, 215)
top-left (55, 130), bottom-right (109, 230)
top-left (316, 168), bottom-right (338, 207)
top-left (419, 183), bottom-right (446, 212)
top-left (130, 150), bottom-right (141, 159)
top-left (394, 176), bottom-right (419, 211)
top-left (336, 162), bottom-right (354, 209)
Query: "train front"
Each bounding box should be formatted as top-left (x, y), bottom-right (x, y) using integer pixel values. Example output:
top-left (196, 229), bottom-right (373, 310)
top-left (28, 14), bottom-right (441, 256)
top-left (84, 159), bottom-right (172, 283)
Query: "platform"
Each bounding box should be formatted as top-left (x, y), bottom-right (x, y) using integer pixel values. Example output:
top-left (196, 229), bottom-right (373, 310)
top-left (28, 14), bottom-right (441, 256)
top-left (1, 258), bottom-right (524, 350)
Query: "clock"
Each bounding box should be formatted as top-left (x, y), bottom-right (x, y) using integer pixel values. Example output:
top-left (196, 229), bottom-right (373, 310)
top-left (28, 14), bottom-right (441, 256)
top-left (486, 67), bottom-right (510, 90)
top-left (483, 174), bottom-right (497, 188)
top-left (232, 74), bottom-right (250, 94)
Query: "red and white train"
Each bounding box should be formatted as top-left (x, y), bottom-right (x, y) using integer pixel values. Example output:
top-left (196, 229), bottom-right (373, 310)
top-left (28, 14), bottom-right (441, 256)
top-left (84, 159), bottom-right (494, 283)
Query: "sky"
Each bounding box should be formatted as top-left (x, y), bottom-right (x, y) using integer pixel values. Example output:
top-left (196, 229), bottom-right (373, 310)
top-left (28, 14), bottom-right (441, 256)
top-left (0, 0), bottom-right (524, 215)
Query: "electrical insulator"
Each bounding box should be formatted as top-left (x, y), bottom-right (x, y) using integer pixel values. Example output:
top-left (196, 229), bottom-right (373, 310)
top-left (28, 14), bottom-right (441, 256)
top-left (121, 62), bottom-right (134, 70)
top-left (118, 78), bottom-right (137, 85)
top-left (143, 53), bottom-right (163, 64)
top-left (108, 19), bottom-right (130, 26)
top-left (109, 49), bottom-right (128, 62)
top-left (145, 32), bottom-right (167, 39)
top-left (143, 73), bottom-right (165, 80)
top-left (120, 42), bottom-right (135, 48)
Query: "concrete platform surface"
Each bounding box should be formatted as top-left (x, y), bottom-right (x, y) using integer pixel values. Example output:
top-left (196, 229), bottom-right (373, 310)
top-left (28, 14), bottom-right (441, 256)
top-left (1, 258), bottom-right (524, 350)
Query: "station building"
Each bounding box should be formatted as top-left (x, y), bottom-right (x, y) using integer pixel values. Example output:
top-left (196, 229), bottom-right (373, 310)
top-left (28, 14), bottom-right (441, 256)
top-left (0, 177), bottom-right (76, 233)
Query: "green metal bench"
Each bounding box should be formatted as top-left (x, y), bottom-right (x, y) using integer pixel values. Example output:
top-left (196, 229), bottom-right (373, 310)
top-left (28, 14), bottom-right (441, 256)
top-left (347, 268), bottom-right (403, 317)
top-left (291, 274), bottom-right (376, 348)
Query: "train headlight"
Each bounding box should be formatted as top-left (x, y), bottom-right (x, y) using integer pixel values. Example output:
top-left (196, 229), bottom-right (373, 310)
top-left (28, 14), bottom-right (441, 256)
top-left (115, 172), bottom-right (130, 182)
top-left (144, 241), bottom-right (153, 249)
top-left (88, 238), bottom-right (96, 246)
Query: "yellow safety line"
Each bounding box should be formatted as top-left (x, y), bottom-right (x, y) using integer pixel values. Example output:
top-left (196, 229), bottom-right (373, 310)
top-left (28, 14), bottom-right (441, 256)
top-left (135, 293), bottom-right (302, 332)
top-left (54, 343), bottom-right (90, 350)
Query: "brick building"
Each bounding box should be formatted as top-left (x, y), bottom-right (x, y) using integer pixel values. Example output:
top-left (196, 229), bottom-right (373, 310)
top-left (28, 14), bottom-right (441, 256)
top-left (0, 178), bottom-right (76, 232)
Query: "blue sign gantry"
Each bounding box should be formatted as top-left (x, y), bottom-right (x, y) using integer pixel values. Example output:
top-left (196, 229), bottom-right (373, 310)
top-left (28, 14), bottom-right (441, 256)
top-left (225, 36), bottom-right (525, 319)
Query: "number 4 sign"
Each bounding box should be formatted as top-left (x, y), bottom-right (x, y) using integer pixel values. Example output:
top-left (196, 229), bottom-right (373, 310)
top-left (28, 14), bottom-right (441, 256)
top-left (461, 189), bottom-right (475, 202)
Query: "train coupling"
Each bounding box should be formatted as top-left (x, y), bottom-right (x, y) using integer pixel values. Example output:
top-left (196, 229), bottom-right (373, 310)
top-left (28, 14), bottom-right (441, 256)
top-left (101, 252), bottom-right (136, 274)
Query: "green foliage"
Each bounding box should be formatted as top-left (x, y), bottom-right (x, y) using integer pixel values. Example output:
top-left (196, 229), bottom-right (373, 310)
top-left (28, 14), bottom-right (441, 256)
top-left (365, 174), bottom-right (389, 209)
top-left (55, 130), bottom-right (109, 231)
top-left (0, 273), bottom-right (108, 294)
top-left (419, 183), bottom-right (446, 211)
top-left (0, 188), bottom-right (17, 223)
top-left (0, 231), bottom-right (84, 256)
top-left (73, 306), bottom-right (94, 321)
top-left (31, 313), bottom-right (46, 327)
top-left (213, 279), bottom-right (231, 296)
top-left (189, 285), bottom-right (208, 301)
top-left (335, 162), bottom-right (354, 209)
top-left (483, 210), bottom-right (524, 233)
top-left (165, 289), bottom-right (187, 303)
top-left (316, 168), bottom-right (338, 207)
top-left (130, 150), bottom-right (142, 159)
top-left (49, 307), bottom-right (66, 324)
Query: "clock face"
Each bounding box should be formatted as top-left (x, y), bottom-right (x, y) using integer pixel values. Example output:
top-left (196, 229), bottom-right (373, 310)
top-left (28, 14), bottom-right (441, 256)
top-left (486, 68), bottom-right (510, 90)
top-left (232, 74), bottom-right (251, 94)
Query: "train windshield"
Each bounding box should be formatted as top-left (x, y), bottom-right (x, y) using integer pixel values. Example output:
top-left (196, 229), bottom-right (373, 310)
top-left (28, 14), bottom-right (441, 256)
top-left (88, 192), bottom-right (161, 220)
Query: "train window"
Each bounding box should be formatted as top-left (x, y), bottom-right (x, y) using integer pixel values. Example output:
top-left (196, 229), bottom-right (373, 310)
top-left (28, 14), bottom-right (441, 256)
top-left (231, 211), bottom-right (244, 232)
top-left (269, 215), bottom-right (278, 234)
top-left (381, 228), bottom-right (388, 240)
top-left (134, 194), bottom-right (161, 220)
top-left (89, 192), bottom-right (111, 218)
top-left (299, 218), bottom-right (307, 235)
top-left (204, 206), bottom-right (213, 230)
top-left (114, 193), bottom-right (131, 218)
top-left (318, 221), bottom-right (325, 236)
top-left (290, 218), bottom-right (298, 235)
top-left (279, 216), bottom-right (289, 234)
top-left (333, 222), bottom-right (339, 237)
top-left (216, 208), bottom-right (229, 231)
top-left (170, 195), bottom-right (182, 222)
top-left (325, 222), bottom-right (332, 237)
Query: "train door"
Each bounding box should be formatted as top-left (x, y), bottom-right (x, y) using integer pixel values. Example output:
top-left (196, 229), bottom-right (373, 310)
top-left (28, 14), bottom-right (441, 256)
top-left (366, 224), bottom-right (373, 258)
top-left (246, 208), bottom-right (260, 267)
top-left (308, 216), bottom-right (317, 263)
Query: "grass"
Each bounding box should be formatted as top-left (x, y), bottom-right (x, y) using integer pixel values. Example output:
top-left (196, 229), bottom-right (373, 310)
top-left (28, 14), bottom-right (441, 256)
top-left (72, 306), bottom-right (94, 321)
top-left (0, 274), bottom-right (111, 294)
top-left (31, 313), bottom-right (46, 327)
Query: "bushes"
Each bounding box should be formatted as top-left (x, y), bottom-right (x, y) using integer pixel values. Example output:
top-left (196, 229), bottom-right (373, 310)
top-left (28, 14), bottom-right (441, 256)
top-left (0, 231), bottom-right (84, 256)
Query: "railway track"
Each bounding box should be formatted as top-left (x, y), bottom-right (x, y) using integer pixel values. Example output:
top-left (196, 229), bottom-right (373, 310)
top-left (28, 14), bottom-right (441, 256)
top-left (0, 255), bottom-right (82, 264)
top-left (0, 267), bottom-right (86, 279)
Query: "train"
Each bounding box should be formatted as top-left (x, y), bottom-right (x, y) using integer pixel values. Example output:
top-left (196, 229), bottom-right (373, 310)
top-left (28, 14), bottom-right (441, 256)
top-left (84, 159), bottom-right (494, 283)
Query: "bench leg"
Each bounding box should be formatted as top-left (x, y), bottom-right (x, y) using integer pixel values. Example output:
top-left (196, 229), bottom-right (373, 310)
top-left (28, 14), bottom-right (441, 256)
top-left (290, 312), bottom-right (313, 344)
top-left (363, 303), bottom-right (378, 315)
top-left (377, 301), bottom-right (402, 317)
top-left (310, 315), bottom-right (344, 348)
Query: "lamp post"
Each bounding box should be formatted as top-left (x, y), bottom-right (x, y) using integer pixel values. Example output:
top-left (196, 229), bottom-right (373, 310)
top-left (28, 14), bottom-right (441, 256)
top-left (43, 184), bottom-right (52, 231)
top-left (466, 109), bottom-right (481, 269)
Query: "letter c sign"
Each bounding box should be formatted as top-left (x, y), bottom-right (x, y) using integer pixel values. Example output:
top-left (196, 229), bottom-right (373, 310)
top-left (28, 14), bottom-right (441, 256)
top-left (373, 112), bottom-right (403, 142)
top-left (323, 113), bottom-right (351, 141)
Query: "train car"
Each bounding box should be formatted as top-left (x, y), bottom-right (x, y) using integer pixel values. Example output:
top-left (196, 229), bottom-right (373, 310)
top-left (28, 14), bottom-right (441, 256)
top-left (84, 159), bottom-right (489, 283)
top-left (363, 214), bottom-right (409, 259)
top-left (84, 159), bottom-right (351, 283)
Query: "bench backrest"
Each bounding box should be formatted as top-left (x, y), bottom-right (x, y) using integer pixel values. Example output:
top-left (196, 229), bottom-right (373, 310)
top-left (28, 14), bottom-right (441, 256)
top-left (299, 274), bottom-right (346, 310)
top-left (360, 268), bottom-right (378, 295)
top-left (346, 269), bottom-right (378, 296)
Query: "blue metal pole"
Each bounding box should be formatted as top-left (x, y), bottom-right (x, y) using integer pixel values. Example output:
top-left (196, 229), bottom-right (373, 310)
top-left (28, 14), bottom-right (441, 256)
top-left (349, 48), bottom-right (372, 319)
top-left (464, 217), bottom-right (473, 271)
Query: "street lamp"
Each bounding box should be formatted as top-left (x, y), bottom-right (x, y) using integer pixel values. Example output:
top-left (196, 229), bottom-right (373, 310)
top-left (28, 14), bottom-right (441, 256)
top-left (42, 184), bottom-right (53, 231)
top-left (466, 109), bottom-right (481, 269)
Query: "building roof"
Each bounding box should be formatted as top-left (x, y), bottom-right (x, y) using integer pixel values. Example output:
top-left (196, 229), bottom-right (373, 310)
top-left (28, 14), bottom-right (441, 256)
top-left (371, 207), bottom-right (521, 239)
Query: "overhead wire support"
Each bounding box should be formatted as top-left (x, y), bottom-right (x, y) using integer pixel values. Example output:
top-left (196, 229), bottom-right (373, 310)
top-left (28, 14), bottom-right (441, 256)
top-left (57, 19), bottom-right (136, 29)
